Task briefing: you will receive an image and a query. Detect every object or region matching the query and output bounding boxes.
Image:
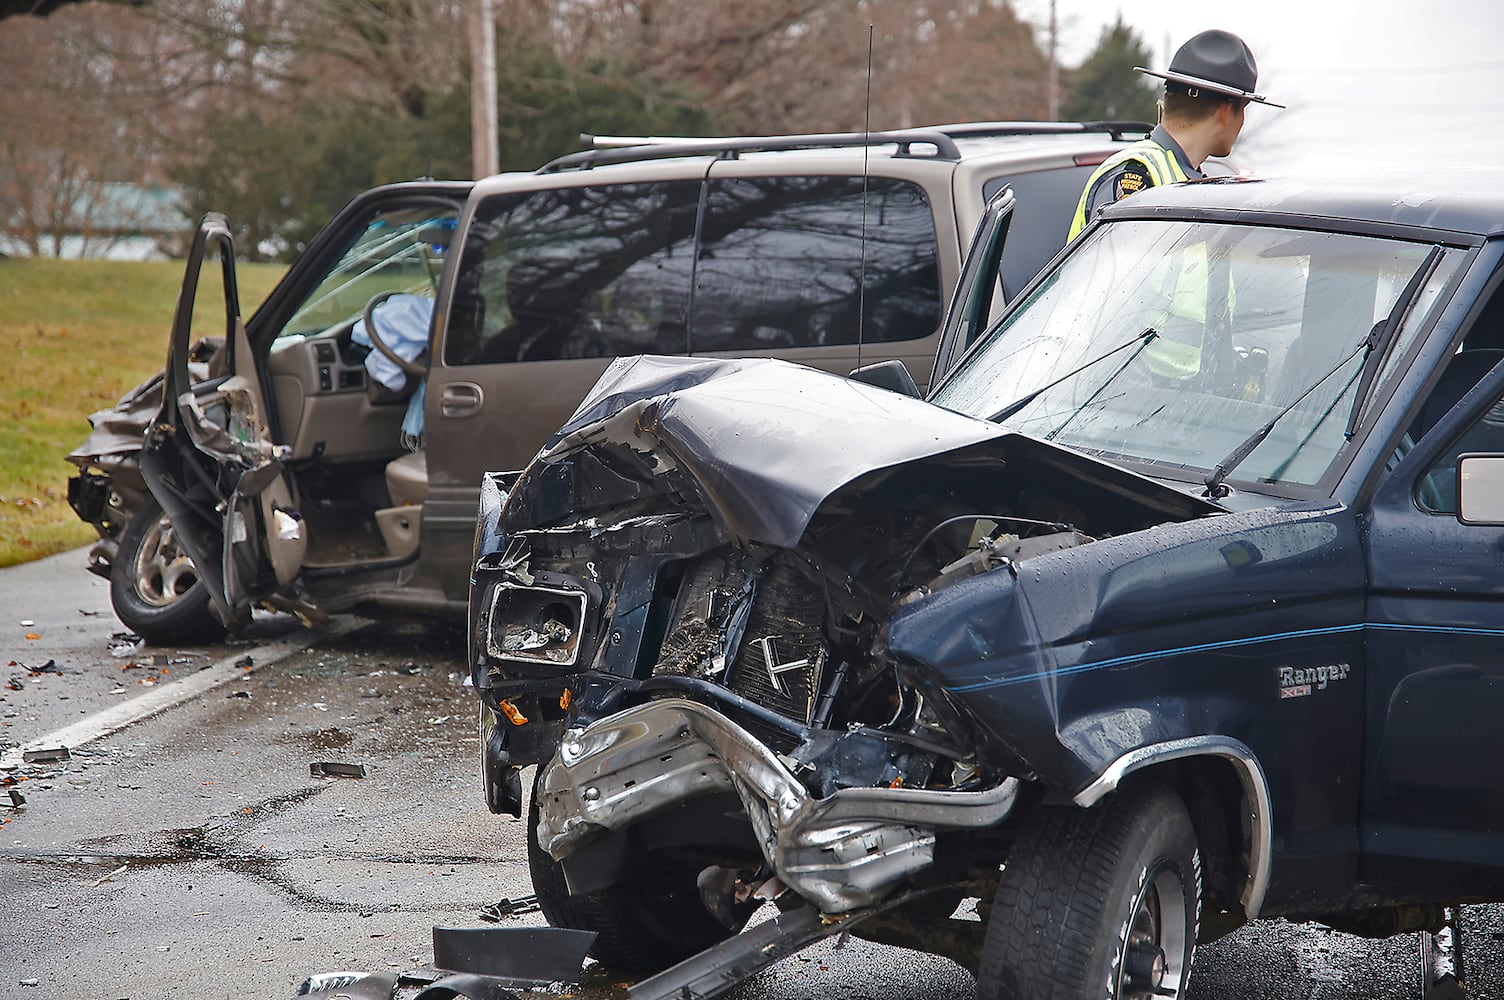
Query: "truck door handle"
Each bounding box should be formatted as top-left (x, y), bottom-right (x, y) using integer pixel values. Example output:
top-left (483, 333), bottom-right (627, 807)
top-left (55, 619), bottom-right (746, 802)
top-left (440, 382), bottom-right (483, 418)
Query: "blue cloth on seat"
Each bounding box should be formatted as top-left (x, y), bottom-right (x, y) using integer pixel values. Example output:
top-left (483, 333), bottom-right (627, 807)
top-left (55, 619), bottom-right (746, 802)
top-left (352, 293), bottom-right (433, 392)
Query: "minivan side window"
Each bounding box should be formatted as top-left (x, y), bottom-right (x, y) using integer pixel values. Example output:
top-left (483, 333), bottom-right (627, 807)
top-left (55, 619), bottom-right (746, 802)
top-left (691, 176), bottom-right (940, 352)
top-left (445, 182), bottom-right (701, 365)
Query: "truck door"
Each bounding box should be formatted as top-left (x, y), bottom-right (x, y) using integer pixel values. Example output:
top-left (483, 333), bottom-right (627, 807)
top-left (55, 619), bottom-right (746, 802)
top-left (1362, 310), bottom-right (1504, 900)
top-left (139, 214), bottom-right (306, 632)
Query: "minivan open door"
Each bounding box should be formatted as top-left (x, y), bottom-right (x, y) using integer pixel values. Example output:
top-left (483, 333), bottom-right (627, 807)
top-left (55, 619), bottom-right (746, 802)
top-left (138, 214), bottom-right (309, 632)
top-left (931, 184), bottom-right (1017, 380)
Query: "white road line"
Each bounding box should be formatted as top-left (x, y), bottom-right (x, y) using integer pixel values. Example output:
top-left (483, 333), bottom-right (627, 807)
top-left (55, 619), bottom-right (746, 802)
top-left (0, 617), bottom-right (364, 769)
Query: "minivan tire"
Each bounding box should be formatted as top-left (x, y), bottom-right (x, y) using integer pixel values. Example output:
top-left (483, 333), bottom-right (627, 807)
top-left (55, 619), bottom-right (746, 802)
top-left (110, 497), bottom-right (226, 646)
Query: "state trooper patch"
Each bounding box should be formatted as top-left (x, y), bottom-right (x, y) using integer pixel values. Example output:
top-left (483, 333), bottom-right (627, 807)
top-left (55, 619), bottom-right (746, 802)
top-left (1114, 169), bottom-right (1148, 200)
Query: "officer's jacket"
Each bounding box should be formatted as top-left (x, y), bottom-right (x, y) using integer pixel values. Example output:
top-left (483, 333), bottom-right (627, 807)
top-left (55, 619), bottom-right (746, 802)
top-left (1068, 132), bottom-right (1194, 241)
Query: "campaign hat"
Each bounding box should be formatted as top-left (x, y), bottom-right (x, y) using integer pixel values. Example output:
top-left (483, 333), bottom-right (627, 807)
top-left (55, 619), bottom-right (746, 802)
top-left (1136, 29), bottom-right (1284, 108)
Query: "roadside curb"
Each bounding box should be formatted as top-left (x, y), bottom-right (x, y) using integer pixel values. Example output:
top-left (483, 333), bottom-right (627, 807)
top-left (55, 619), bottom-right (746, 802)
top-left (0, 616), bottom-right (365, 769)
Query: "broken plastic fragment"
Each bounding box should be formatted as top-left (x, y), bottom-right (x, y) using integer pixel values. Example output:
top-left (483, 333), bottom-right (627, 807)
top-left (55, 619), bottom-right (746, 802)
top-left (310, 761), bottom-right (367, 779)
top-left (274, 508), bottom-right (303, 542)
top-left (108, 633), bottom-right (145, 659)
top-left (498, 618), bottom-right (572, 653)
top-left (499, 699), bottom-right (529, 726)
top-left (477, 893), bottom-right (542, 921)
top-left (22, 747), bottom-right (69, 764)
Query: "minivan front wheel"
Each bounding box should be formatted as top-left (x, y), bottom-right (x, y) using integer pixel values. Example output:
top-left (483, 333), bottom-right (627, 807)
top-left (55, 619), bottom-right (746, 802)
top-left (110, 497), bottom-right (226, 645)
top-left (978, 784), bottom-right (1201, 1000)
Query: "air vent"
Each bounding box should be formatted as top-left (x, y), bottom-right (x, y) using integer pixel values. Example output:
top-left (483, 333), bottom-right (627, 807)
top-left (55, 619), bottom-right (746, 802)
top-left (313, 342), bottom-right (337, 363)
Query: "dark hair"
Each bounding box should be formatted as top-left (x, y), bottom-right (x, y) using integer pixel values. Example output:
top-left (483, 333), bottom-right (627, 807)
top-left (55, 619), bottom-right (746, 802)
top-left (1162, 82), bottom-right (1247, 123)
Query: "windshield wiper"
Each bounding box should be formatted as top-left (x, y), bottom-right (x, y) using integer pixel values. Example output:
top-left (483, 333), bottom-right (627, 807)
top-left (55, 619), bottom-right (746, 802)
top-left (1342, 244), bottom-right (1444, 439)
top-left (989, 327), bottom-right (1158, 422)
top-left (1202, 245), bottom-right (1446, 500)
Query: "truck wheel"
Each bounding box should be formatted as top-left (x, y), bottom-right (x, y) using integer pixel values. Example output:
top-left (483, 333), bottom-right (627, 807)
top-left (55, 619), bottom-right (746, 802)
top-left (110, 497), bottom-right (226, 646)
top-left (526, 776), bottom-right (731, 973)
top-left (978, 784), bottom-right (1201, 1000)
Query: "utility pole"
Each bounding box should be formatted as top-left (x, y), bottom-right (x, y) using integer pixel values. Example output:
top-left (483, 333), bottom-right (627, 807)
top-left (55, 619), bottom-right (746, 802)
top-left (1046, 0), bottom-right (1058, 121)
top-left (470, 0), bottom-right (499, 178)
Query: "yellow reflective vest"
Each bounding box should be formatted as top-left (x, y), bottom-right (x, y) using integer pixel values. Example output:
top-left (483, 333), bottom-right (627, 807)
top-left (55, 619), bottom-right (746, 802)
top-left (1067, 138), bottom-right (1191, 241)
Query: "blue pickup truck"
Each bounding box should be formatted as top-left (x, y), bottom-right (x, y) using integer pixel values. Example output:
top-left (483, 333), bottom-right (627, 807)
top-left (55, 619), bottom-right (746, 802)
top-left (468, 175), bottom-right (1504, 1000)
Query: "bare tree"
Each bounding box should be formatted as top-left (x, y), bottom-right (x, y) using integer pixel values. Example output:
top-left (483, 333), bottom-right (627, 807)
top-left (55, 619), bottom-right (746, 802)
top-left (530, 0), bottom-right (1048, 134)
top-left (0, 5), bottom-right (173, 256)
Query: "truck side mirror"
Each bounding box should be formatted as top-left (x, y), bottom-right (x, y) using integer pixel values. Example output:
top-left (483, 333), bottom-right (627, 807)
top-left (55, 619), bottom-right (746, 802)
top-left (1457, 454), bottom-right (1504, 524)
top-left (848, 359), bottom-right (920, 398)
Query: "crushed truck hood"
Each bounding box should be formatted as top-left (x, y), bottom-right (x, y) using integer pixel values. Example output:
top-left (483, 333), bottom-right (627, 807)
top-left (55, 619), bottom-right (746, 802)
top-left (527, 355), bottom-right (1220, 547)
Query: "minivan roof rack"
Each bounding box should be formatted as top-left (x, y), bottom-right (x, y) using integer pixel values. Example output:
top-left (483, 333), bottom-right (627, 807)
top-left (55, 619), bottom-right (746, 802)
top-left (542, 120), bottom-right (1154, 174)
top-left (917, 120), bottom-right (1155, 142)
top-left (539, 128), bottom-right (967, 173)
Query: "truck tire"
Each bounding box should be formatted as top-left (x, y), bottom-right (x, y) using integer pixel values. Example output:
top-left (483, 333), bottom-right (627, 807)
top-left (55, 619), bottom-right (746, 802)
top-left (110, 497), bottom-right (226, 646)
top-left (978, 783), bottom-right (1201, 1000)
top-left (526, 776), bottom-right (731, 973)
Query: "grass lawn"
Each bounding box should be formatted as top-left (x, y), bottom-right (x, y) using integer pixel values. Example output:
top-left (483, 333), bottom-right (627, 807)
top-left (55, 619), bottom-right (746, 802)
top-left (0, 257), bottom-right (286, 568)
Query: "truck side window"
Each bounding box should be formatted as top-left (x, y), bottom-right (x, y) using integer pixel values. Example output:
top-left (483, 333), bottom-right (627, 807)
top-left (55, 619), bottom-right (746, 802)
top-left (690, 176), bottom-right (940, 352)
top-left (446, 182), bottom-right (701, 365)
top-left (1416, 356), bottom-right (1504, 513)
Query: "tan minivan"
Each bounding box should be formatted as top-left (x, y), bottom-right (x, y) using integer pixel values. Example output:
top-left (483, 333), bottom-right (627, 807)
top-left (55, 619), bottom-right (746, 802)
top-left (67, 123), bottom-right (1150, 644)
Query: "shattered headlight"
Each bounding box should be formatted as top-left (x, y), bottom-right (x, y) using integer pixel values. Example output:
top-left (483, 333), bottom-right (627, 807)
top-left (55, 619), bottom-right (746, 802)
top-left (485, 582), bottom-right (588, 667)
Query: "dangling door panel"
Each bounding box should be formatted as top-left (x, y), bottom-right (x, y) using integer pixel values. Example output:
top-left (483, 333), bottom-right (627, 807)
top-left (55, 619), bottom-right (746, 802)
top-left (139, 214), bottom-right (306, 631)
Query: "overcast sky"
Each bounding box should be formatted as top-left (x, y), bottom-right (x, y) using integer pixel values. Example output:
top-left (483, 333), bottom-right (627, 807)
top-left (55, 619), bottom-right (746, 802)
top-left (1012, 0), bottom-right (1504, 181)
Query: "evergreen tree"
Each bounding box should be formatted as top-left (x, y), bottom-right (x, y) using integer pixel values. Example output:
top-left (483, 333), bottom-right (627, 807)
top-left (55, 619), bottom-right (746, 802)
top-left (1062, 18), bottom-right (1159, 123)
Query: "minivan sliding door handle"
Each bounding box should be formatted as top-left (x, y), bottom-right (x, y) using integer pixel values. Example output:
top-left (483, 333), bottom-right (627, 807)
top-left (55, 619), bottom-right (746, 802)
top-left (440, 382), bottom-right (483, 418)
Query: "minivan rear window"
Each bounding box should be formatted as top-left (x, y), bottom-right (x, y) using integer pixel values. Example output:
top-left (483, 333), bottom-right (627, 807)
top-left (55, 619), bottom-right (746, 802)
top-left (445, 176), bottom-right (941, 366)
top-left (691, 176), bottom-right (940, 352)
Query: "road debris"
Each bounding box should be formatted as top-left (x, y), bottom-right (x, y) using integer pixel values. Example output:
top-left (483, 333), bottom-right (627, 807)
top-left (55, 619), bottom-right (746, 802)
top-left (227, 690), bottom-right (252, 699)
top-left (478, 893), bottom-right (541, 921)
top-left (310, 761), bottom-right (366, 779)
top-left (234, 654), bottom-right (254, 669)
top-left (107, 632), bottom-right (143, 658)
top-left (22, 747), bottom-right (69, 764)
top-left (19, 620), bottom-right (33, 627)
top-left (7, 788), bottom-right (24, 808)
top-left (90, 863), bottom-right (128, 887)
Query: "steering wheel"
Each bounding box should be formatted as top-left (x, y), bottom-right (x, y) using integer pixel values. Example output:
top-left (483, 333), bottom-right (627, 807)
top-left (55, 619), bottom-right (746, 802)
top-left (362, 291), bottom-right (427, 379)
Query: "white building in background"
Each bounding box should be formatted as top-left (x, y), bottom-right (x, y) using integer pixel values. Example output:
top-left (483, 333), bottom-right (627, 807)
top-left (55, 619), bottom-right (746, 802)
top-left (0, 181), bottom-right (188, 261)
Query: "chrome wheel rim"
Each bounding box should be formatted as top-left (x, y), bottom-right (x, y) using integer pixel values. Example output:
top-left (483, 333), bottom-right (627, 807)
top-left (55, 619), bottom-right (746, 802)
top-left (1117, 861), bottom-right (1189, 999)
top-left (132, 514), bottom-right (199, 607)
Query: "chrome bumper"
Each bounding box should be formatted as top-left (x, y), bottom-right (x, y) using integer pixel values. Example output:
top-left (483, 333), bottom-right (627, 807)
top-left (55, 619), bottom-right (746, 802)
top-left (534, 698), bottom-right (1018, 913)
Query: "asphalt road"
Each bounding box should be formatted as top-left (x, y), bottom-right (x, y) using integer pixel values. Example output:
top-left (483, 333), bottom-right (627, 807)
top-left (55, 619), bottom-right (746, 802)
top-left (0, 548), bottom-right (1498, 999)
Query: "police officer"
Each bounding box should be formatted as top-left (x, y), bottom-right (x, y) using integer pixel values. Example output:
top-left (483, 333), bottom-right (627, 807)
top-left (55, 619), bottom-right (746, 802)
top-left (1068, 28), bottom-right (1283, 240)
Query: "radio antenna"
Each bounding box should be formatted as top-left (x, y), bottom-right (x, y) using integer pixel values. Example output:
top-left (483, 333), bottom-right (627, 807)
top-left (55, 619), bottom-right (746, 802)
top-left (855, 22), bottom-right (873, 373)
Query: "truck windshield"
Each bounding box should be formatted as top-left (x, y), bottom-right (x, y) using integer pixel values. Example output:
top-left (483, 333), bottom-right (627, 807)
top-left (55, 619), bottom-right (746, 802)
top-left (930, 219), bottom-right (1462, 489)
